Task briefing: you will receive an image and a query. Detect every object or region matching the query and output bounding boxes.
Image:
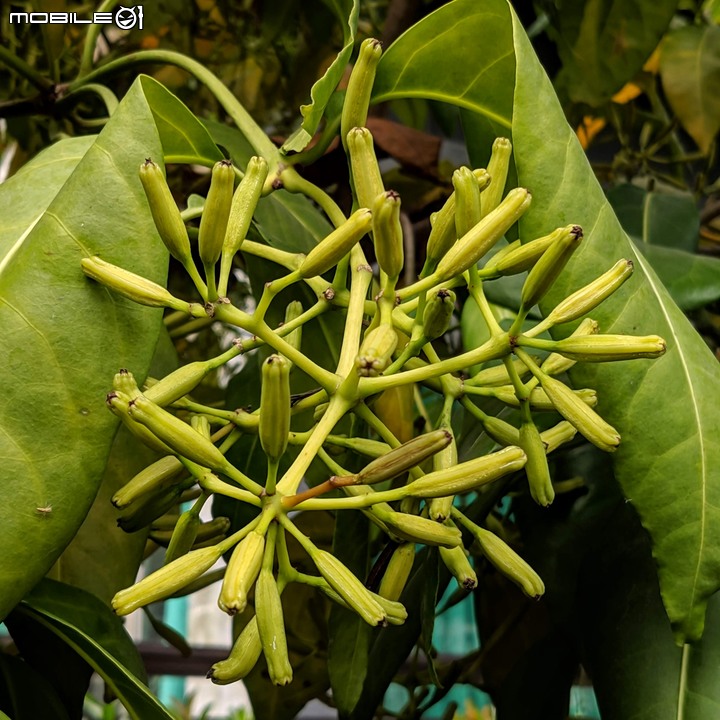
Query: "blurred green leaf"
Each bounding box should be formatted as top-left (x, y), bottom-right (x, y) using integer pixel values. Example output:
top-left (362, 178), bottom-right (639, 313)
top-left (660, 24), bottom-right (720, 153)
top-left (607, 183), bottom-right (700, 252)
top-left (543, 0), bottom-right (677, 106)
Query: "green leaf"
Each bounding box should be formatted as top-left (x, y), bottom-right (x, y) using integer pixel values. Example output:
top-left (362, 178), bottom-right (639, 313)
top-left (373, 2), bottom-right (515, 130)
top-left (0, 654), bottom-right (70, 720)
top-left (374, 0), bottom-right (720, 641)
top-left (10, 579), bottom-right (174, 720)
top-left (0, 78), bottom-right (168, 621)
top-left (607, 183), bottom-right (700, 252)
top-left (660, 24), bottom-right (720, 154)
top-left (544, 0), bottom-right (677, 106)
top-left (139, 75), bottom-right (224, 166)
top-left (510, 10), bottom-right (720, 641)
top-left (633, 243), bottom-right (720, 311)
top-left (281, 0), bottom-right (360, 153)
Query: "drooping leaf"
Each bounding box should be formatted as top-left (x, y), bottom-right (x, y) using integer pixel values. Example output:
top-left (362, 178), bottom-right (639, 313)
top-left (139, 75), bottom-right (224, 166)
top-left (543, 0), bottom-right (678, 106)
top-left (660, 24), bottom-right (720, 154)
top-left (281, 0), bottom-right (360, 153)
top-left (0, 78), bottom-right (168, 620)
top-left (373, 0), bottom-right (720, 641)
top-left (9, 579), bottom-right (174, 720)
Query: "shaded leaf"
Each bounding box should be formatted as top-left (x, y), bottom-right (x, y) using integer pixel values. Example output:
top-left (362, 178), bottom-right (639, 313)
top-left (282, 0), bottom-right (360, 153)
top-left (660, 24), bottom-right (720, 153)
top-left (544, 0), bottom-right (677, 106)
top-left (140, 75), bottom-right (224, 166)
top-left (0, 79), bottom-right (168, 620)
top-left (607, 183), bottom-right (700, 252)
top-left (0, 654), bottom-right (69, 720)
top-left (11, 579), bottom-right (174, 720)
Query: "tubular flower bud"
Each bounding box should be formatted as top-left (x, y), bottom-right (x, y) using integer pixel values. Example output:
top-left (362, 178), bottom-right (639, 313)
top-left (106, 391), bottom-right (174, 455)
top-left (138, 159), bottom-right (192, 264)
top-left (539, 374), bottom-right (620, 452)
top-left (481, 137), bottom-right (513, 217)
top-left (382, 511), bottom-right (461, 548)
top-left (199, 160), bottom-right (235, 267)
top-left (373, 190), bottom-right (404, 279)
top-left (435, 188), bottom-right (532, 281)
top-left (208, 617), bottom-right (262, 684)
top-left (378, 542), bottom-right (416, 601)
top-left (467, 357), bottom-right (532, 387)
top-left (540, 421), bottom-right (577, 454)
top-left (355, 429), bottom-right (452, 485)
top-left (298, 208), bottom-right (373, 278)
top-left (481, 415), bottom-right (521, 447)
top-left (540, 318), bottom-right (598, 376)
top-left (520, 421), bottom-right (554, 507)
top-left (347, 126), bottom-right (385, 210)
top-left (112, 455), bottom-right (185, 509)
top-left (520, 225), bottom-right (583, 310)
top-left (112, 546), bottom-right (224, 615)
top-left (439, 544), bottom-right (478, 591)
top-left (163, 509), bottom-right (201, 561)
top-left (422, 289), bottom-right (456, 341)
top-left (283, 301), bottom-right (304, 357)
top-left (127, 395), bottom-right (229, 469)
top-left (425, 169), bottom-right (491, 270)
top-left (81, 256), bottom-right (186, 311)
top-left (259, 355), bottom-right (291, 463)
top-left (312, 549), bottom-right (387, 626)
top-left (340, 38), bottom-right (383, 148)
top-left (492, 385), bottom-right (597, 410)
top-left (355, 324), bottom-right (398, 377)
top-left (544, 259), bottom-right (634, 326)
top-left (428, 432), bottom-right (458, 522)
top-left (406, 446), bottom-right (527, 498)
top-left (218, 156), bottom-right (268, 293)
top-left (144, 360), bottom-right (216, 407)
top-left (256, 569), bottom-right (293, 686)
top-left (318, 580), bottom-right (407, 625)
top-left (472, 526), bottom-right (544, 598)
top-left (550, 334), bottom-right (667, 362)
top-left (453, 167), bottom-right (482, 238)
top-left (218, 530), bottom-right (265, 615)
top-left (112, 368), bottom-right (142, 399)
top-left (483, 227), bottom-right (565, 277)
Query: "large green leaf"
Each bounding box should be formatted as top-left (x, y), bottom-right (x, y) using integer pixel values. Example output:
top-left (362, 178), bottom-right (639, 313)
top-left (139, 75), bottom-right (224, 166)
top-left (0, 79), bottom-right (168, 620)
top-left (0, 654), bottom-right (70, 720)
top-left (510, 10), bottom-right (720, 642)
top-left (543, 0), bottom-right (678, 106)
top-left (9, 580), bottom-right (174, 720)
top-left (660, 24), bottom-right (720, 154)
top-left (281, 0), bottom-right (360, 153)
top-left (373, 0), bottom-right (720, 641)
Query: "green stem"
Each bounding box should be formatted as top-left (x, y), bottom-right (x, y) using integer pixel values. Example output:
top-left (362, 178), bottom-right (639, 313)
top-left (288, 485), bottom-right (408, 512)
top-left (78, 0), bottom-right (120, 78)
top-left (279, 166), bottom-right (347, 227)
top-left (69, 50), bottom-right (277, 159)
top-left (0, 45), bottom-right (53, 90)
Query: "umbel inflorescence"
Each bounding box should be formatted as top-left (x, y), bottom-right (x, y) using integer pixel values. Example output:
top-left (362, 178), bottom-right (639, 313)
top-left (81, 39), bottom-right (666, 686)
